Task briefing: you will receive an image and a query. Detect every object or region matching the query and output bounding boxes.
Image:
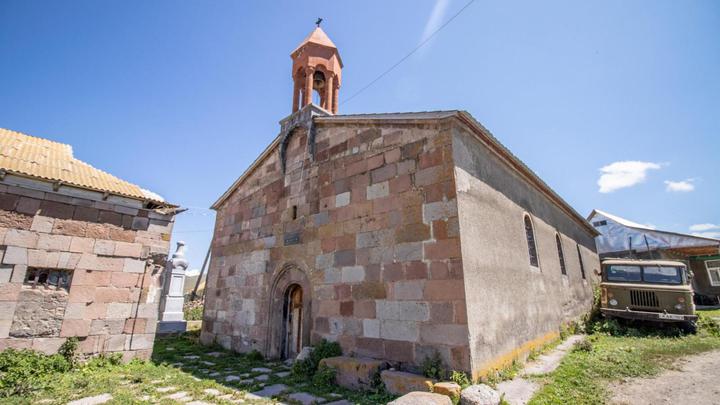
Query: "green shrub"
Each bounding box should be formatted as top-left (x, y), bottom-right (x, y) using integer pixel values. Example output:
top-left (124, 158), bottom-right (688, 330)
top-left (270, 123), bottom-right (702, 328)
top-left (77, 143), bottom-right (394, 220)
top-left (421, 350), bottom-right (445, 379)
top-left (0, 349), bottom-right (70, 397)
top-left (449, 370), bottom-right (471, 388)
top-left (291, 339), bottom-right (342, 378)
top-left (698, 314), bottom-right (720, 337)
top-left (83, 352), bottom-right (123, 370)
top-left (572, 339), bottom-right (593, 353)
top-left (58, 337), bottom-right (79, 366)
top-left (312, 363), bottom-right (336, 387)
top-left (247, 349), bottom-right (264, 362)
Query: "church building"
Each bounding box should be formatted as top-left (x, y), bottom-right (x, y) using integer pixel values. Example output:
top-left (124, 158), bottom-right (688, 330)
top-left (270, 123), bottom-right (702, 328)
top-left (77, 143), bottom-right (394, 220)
top-left (202, 26), bottom-right (600, 379)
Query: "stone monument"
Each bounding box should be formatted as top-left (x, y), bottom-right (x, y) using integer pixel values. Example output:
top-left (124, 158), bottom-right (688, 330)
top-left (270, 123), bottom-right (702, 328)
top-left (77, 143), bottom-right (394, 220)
top-left (157, 241), bottom-right (189, 334)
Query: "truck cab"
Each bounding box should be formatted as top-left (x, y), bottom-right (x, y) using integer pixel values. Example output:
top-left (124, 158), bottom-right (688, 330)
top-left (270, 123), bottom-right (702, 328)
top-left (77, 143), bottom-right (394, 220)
top-left (600, 259), bottom-right (697, 329)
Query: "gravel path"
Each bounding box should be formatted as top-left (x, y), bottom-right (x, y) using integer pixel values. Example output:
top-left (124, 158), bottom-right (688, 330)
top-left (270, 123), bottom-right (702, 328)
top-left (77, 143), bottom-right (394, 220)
top-left (610, 350), bottom-right (720, 405)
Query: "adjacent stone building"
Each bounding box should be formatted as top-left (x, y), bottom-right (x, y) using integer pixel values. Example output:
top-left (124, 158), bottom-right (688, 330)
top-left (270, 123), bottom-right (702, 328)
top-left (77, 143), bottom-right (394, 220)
top-left (202, 27), bottom-right (600, 379)
top-left (0, 128), bottom-right (179, 360)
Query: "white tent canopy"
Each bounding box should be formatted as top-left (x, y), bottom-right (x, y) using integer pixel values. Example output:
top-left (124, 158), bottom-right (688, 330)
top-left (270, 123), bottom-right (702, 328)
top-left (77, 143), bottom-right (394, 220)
top-left (588, 209), bottom-right (720, 255)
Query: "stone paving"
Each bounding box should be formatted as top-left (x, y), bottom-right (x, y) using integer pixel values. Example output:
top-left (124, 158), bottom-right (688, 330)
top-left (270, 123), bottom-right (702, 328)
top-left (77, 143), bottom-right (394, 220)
top-left (55, 334), bottom-right (397, 405)
top-left (497, 335), bottom-right (585, 405)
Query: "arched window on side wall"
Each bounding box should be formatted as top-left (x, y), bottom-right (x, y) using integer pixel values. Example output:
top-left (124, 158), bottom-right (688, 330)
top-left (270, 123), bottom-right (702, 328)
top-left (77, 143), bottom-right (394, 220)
top-left (556, 233), bottom-right (567, 275)
top-left (577, 244), bottom-right (586, 279)
top-left (524, 214), bottom-right (539, 268)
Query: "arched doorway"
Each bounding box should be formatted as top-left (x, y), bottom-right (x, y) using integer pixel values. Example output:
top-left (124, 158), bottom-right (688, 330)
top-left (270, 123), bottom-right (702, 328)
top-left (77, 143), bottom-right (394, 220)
top-left (282, 284), bottom-right (303, 359)
top-left (267, 263), bottom-right (312, 359)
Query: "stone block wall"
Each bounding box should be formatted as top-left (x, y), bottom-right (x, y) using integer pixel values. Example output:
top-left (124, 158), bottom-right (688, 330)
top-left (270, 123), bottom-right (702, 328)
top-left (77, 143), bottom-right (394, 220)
top-left (204, 118), bottom-right (470, 372)
top-left (204, 113), bottom-right (601, 376)
top-left (0, 183), bottom-right (174, 360)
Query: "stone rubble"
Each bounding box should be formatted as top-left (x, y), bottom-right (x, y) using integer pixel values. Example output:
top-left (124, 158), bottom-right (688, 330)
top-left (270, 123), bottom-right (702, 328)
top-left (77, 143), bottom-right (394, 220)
top-left (460, 384), bottom-right (501, 405)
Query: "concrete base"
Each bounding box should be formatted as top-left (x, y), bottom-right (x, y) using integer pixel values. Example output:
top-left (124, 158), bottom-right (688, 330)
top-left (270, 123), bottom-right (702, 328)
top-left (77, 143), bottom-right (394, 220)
top-left (156, 321), bottom-right (187, 334)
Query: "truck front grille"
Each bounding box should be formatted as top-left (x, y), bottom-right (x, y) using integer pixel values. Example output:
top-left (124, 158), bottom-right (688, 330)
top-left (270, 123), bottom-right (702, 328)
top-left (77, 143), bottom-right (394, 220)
top-left (630, 290), bottom-right (659, 308)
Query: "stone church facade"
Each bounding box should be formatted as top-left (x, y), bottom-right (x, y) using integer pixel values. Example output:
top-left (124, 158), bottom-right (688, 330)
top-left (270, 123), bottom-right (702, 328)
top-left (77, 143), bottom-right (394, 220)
top-left (202, 27), bottom-right (600, 379)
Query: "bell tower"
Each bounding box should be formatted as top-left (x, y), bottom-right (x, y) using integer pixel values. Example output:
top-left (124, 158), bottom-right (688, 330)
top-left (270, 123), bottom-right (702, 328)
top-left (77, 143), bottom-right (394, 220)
top-left (291, 24), bottom-right (342, 114)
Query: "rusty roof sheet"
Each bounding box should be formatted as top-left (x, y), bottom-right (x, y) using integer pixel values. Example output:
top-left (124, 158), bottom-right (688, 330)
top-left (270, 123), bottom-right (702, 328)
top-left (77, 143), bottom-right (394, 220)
top-left (0, 127), bottom-right (164, 203)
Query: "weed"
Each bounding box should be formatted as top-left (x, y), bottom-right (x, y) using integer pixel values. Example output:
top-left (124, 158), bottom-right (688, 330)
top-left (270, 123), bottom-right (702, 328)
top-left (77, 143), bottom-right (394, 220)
top-left (312, 363), bottom-right (337, 387)
top-left (698, 314), bottom-right (720, 337)
top-left (421, 350), bottom-right (445, 379)
top-left (291, 339), bottom-right (342, 378)
top-left (183, 299), bottom-right (204, 321)
top-left (247, 349), bottom-right (264, 361)
top-left (58, 337), bottom-right (79, 367)
top-left (482, 359), bottom-right (521, 387)
top-left (572, 339), bottom-right (593, 353)
top-left (450, 370), bottom-right (471, 388)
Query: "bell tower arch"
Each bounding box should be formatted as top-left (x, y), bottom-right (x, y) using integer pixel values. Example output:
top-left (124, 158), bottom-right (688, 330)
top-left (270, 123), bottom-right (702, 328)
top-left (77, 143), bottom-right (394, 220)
top-left (291, 25), bottom-right (342, 114)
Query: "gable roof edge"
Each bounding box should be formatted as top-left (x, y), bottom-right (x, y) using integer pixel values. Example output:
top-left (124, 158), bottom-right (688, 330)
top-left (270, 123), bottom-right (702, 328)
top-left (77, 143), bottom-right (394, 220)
top-left (454, 111), bottom-right (599, 237)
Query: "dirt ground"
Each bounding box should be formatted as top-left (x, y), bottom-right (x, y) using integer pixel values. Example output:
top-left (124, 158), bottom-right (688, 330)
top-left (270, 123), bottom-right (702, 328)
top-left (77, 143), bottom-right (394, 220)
top-left (610, 350), bottom-right (720, 405)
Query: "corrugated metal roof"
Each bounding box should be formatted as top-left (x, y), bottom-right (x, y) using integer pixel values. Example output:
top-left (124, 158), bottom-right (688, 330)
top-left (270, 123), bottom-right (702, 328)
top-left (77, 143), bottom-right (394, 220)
top-left (0, 127), bottom-right (164, 203)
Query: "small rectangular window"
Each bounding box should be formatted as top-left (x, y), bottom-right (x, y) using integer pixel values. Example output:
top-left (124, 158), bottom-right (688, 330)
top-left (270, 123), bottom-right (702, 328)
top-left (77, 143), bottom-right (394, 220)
top-left (706, 260), bottom-right (720, 287)
top-left (25, 268), bottom-right (73, 291)
top-left (593, 220), bottom-right (607, 227)
top-left (292, 205), bottom-right (298, 220)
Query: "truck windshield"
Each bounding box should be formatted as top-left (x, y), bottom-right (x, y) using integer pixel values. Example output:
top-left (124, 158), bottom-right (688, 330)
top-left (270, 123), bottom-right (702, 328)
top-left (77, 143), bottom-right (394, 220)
top-left (643, 266), bottom-right (683, 284)
top-left (607, 265), bottom-right (641, 282)
top-left (606, 265), bottom-right (684, 284)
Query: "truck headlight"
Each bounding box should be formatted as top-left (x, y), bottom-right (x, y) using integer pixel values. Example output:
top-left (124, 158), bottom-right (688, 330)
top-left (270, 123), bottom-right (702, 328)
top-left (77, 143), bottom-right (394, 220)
top-left (609, 299), bottom-right (618, 306)
top-left (674, 303), bottom-right (685, 310)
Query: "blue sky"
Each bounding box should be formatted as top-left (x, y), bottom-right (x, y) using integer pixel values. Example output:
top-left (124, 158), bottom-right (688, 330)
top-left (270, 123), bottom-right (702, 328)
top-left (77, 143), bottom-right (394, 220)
top-left (1, 1), bottom-right (718, 271)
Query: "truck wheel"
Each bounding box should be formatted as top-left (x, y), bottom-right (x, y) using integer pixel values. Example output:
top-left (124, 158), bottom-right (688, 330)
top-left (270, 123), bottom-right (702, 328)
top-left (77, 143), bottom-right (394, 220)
top-left (681, 321), bottom-right (697, 334)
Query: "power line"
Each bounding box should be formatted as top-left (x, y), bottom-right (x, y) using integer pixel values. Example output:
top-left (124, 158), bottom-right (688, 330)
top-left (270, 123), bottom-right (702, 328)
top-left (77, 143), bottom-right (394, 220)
top-left (340, 0), bottom-right (476, 106)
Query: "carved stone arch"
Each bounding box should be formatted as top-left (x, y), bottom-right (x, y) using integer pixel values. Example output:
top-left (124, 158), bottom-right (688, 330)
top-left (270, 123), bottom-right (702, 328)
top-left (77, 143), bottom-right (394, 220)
top-left (266, 261), bottom-right (313, 359)
top-left (279, 125), bottom-right (311, 174)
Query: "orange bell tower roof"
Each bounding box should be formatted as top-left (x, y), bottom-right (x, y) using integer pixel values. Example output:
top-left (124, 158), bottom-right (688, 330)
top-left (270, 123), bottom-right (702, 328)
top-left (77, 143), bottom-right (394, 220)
top-left (290, 25), bottom-right (342, 114)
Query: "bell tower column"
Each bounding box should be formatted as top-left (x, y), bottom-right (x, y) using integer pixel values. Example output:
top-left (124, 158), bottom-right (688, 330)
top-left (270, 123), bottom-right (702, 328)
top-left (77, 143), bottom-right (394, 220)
top-left (292, 79), bottom-right (301, 113)
top-left (303, 67), bottom-right (314, 106)
top-left (332, 80), bottom-right (339, 114)
top-left (325, 74), bottom-right (334, 112)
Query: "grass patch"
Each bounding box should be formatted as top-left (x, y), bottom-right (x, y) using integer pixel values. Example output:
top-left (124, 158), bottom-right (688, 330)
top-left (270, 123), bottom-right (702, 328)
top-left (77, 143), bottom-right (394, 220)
top-left (529, 325), bottom-right (720, 404)
top-left (697, 307), bottom-right (720, 318)
top-left (4, 331), bottom-right (395, 405)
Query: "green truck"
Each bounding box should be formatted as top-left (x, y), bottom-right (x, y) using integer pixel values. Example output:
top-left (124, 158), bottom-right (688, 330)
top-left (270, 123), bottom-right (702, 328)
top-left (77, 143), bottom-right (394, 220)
top-left (600, 259), bottom-right (698, 332)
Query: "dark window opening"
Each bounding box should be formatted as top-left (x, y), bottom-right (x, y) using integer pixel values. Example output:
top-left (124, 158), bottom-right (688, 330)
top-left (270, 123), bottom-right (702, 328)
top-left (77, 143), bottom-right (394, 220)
top-left (577, 244), bottom-right (586, 279)
top-left (524, 215), bottom-right (539, 268)
top-left (25, 268), bottom-right (73, 291)
top-left (593, 220), bottom-right (607, 227)
top-left (556, 234), bottom-right (567, 275)
top-left (292, 205), bottom-right (298, 220)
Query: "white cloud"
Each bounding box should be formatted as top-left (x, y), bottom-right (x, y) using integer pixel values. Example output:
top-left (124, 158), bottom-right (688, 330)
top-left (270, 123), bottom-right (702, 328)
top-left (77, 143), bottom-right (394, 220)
top-left (688, 224), bottom-right (720, 239)
top-left (597, 161), bottom-right (662, 193)
top-left (691, 231), bottom-right (720, 239)
top-left (690, 223), bottom-right (720, 232)
top-left (185, 268), bottom-right (201, 277)
top-left (664, 179), bottom-right (695, 192)
top-left (420, 0), bottom-right (451, 44)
